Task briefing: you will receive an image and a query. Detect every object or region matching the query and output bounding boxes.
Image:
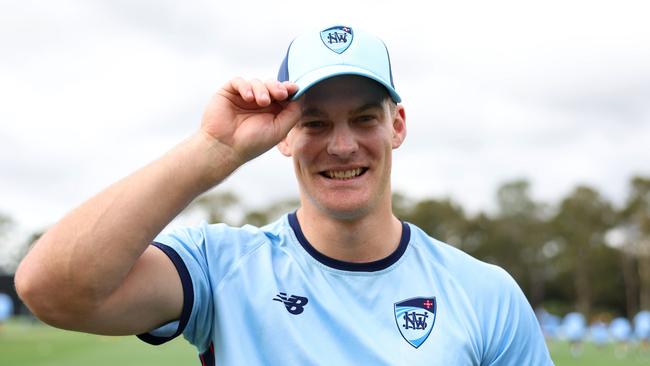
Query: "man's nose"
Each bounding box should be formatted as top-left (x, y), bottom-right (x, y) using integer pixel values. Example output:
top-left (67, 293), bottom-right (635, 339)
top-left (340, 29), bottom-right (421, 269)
top-left (327, 124), bottom-right (358, 158)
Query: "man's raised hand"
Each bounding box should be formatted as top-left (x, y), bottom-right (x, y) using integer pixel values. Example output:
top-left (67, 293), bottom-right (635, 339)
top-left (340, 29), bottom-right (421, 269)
top-left (200, 78), bottom-right (300, 166)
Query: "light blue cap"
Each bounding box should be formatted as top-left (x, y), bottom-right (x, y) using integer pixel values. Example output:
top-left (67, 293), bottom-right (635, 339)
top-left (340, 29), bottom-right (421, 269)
top-left (278, 25), bottom-right (401, 103)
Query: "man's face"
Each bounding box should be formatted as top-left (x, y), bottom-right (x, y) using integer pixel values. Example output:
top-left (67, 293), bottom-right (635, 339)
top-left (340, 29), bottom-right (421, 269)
top-left (278, 75), bottom-right (406, 220)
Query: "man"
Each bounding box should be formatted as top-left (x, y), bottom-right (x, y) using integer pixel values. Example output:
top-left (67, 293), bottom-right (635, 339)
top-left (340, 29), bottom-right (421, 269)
top-left (15, 25), bottom-right (552, 365)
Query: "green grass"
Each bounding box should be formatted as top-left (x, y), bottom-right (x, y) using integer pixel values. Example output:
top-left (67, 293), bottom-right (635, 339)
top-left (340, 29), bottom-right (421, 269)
top-left (548, 339), bottom-right (650, 366)
top-left (1, 319), bottom-right (650, 365)
top-left (0, 319), bottom-right (195, 366)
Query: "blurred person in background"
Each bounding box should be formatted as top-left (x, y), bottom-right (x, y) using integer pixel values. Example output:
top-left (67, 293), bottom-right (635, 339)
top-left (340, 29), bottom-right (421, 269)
top-left (0, 292), bottom-right (14, 332)
top-left (562, 312), bottom-right (587, 357)
top-left (634, 311), bottom-right (650, 351)
top-left (609, 316), bottom-right (632, 358)
top-left (589, 316), bottom-right (610, 349)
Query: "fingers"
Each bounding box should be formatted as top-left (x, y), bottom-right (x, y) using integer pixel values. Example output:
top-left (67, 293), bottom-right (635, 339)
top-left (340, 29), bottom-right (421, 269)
top-left (273, 101), bottom-right (302, 138)
top-left (264, 80), bottom-right (287, 101)
top-left (226, 78), bottom-right (297, 107)
top-left (264, 80), bottom-right (299, 101)
top-left (250, 79), bottom-right (270, 106)
top-left (282, 81), bottom-right (299, 97)
top-left (229, 77), bottom-right (254, 103)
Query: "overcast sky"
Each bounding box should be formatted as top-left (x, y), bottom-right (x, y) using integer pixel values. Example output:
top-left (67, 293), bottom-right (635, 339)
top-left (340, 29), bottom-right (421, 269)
top-left (1, 0), bottom-right (649, 249)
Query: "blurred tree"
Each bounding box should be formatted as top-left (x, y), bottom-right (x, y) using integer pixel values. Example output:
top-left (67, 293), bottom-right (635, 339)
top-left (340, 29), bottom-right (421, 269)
top-left (606, 223), bottom-right (640, 318)
top-left (0, 214), bottom-right (10, 234)
top-left (621, 248), bottom-right (640, 315)
top-left (392, 192), bottom-right (414, 220)
top-left (495, 180), bottom-right (551, 307)
top-left (588, 241), bottom-right (628, 315)
top-left (0, 213), bottom-right (13, 274)
top-left (619, 176), bottom-right (650, 312)
top-left (242, 198), bottom-right (300, 227)
top-left (551, 186), bottom-right (615, 317)
top-left (496, 180), bottom-right (540, 218)
top-left (190, 191), bottom-right (240, 224)
top-left (401, 197), bottom-right (467, 248)
top-left (461, 213), bottom-right (491, 256)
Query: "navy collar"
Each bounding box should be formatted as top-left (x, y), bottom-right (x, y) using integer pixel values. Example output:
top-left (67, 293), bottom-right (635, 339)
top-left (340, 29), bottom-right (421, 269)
top-left (288, 212), bottom-right (410, 272)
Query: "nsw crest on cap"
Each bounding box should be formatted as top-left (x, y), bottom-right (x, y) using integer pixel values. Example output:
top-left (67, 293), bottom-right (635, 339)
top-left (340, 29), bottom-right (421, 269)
top-left (320, 26), bottom-right (353, 54)
top-left (394, 297), bottom-right (437, 348)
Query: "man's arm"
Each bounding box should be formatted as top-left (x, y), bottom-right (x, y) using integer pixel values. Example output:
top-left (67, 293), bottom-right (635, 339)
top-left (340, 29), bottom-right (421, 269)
top-left (14, 78), bottom-right (300, 335)
top-left (481, 266), bottom-right (553, 365)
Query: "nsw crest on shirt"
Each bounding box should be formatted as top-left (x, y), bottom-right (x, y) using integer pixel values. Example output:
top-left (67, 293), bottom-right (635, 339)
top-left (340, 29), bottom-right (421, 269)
top-left (394, 297), bottom-right (437, 348)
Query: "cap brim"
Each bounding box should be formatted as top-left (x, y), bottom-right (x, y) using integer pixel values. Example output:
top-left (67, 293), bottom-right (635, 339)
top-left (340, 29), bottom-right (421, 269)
top-left (290, 65), bottom-right (401, 103)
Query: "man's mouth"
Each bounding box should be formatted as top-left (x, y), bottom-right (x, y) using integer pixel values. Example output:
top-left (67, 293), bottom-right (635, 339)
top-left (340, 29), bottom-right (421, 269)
top-left (320, 167), bottom-right (368, 180)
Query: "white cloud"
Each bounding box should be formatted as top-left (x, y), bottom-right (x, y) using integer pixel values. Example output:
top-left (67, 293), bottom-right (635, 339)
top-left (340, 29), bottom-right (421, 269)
top-left (0, 0), bottom-right (649, 239)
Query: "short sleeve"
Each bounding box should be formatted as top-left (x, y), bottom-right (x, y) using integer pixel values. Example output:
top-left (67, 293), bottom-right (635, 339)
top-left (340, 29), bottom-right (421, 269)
top-left (137, 224), bottom-right (215, 353)
top-left (479, 267), bottom-right (553, 365)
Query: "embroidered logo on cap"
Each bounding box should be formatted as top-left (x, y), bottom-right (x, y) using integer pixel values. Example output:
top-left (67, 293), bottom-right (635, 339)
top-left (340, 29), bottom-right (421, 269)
top-left (320, 26), bottom-right (353, 54)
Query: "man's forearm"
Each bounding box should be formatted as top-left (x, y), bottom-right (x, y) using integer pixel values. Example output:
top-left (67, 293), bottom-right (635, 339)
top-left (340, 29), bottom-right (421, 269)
top-left (16, 131), bottom-right (238, 317)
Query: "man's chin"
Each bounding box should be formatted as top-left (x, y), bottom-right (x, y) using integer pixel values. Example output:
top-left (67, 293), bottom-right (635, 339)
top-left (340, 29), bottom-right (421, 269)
top-left (314, 200), bottom-right (374, 221)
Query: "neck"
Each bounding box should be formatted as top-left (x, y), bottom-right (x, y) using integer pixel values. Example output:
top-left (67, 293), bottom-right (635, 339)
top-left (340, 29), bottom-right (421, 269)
top-left (296, 202), bottom-right (402, 263)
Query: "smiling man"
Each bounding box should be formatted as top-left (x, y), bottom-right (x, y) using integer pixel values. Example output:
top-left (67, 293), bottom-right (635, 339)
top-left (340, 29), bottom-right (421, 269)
top-left (15, 25), bottom-right (553, 365)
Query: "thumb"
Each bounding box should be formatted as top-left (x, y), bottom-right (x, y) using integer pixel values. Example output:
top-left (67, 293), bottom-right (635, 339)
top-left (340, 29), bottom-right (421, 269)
top-left (272, 101), bottom-right (301, 139)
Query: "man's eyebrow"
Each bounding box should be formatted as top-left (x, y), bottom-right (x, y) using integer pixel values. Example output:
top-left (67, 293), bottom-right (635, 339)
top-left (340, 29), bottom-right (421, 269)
top-left (349, 102), bottom-right (383, 115)
top-left (301, 107), bottom-right (328, 118)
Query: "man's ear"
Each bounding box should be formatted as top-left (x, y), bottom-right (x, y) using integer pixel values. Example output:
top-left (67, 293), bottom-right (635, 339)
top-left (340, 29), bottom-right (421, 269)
top-left (277, 137), bottom-right (292, 157)
top-left (391, 104), bottom-right (407, 149)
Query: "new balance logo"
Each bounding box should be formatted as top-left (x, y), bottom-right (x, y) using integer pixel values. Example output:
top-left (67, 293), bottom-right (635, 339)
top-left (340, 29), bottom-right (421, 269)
top-left (273, 292), bottom-right (308, 315)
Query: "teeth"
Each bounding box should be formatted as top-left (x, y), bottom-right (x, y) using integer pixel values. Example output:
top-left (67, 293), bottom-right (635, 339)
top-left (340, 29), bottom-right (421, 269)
top-left (326, 168), bottom-right (363, 180)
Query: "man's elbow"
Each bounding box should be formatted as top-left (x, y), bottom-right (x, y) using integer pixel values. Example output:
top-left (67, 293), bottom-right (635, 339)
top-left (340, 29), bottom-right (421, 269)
top-left (14, 249), bottom-right (84, 328)
top-left (15, 256), bottom-right (54, 323)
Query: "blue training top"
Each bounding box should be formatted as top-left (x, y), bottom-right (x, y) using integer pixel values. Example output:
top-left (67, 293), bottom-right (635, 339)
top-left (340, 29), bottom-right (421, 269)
top-left (138, 213), bottom-right (552, 365)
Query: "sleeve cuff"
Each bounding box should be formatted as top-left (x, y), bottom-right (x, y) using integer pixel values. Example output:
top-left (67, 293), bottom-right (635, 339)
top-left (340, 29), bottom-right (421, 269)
top-left (137, 242), bottom-right (194, 345)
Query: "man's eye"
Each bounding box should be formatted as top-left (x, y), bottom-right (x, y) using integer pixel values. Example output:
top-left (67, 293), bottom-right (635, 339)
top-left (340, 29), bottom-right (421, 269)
top-left (356, 115), bottom-right (376, 123)
top-left (303, 121), bottom-right (325, 128)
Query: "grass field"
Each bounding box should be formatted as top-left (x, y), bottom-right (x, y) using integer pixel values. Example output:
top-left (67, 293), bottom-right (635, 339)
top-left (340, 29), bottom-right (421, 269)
top-left (0, 320), bottom-right (195, 366)
top-left (1, 319), bottom-right (649, 365)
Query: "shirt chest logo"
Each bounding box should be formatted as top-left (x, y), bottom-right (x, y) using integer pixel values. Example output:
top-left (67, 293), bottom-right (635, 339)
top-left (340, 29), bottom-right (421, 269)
top-left (273, 292), bottom-right (309, 315)
top-left (394, 297), bottom-right (437, 348)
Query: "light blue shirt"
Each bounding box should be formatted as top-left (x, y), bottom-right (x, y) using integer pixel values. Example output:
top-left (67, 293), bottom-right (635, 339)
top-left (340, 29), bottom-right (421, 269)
top-left (0, 293), bottom-right (13, 320)
top-left (562, 312), bottom-right (586, 342)
top-left (139, 213), bottom-right (552, 365)
top-left (634, 311), bottom-right (650, 340)
top-left (609, 317), bottom-right (632, 341)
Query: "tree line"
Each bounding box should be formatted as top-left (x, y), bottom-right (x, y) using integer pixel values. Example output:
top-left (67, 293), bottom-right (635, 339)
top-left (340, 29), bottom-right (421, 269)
top-left (3, 176), bottom-right (649, 320)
